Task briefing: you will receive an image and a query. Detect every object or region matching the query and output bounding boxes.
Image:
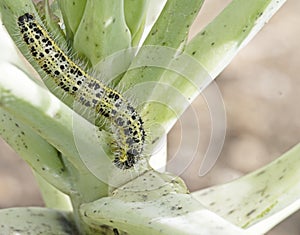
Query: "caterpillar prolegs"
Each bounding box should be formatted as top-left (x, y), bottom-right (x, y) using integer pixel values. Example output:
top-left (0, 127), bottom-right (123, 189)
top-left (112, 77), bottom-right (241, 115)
top-left (17, 13), bottom-right (146, 169)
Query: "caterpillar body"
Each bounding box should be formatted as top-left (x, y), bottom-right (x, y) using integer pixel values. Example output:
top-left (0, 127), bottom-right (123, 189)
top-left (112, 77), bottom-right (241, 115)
top-left (17, 13), bottom-right (146, 169)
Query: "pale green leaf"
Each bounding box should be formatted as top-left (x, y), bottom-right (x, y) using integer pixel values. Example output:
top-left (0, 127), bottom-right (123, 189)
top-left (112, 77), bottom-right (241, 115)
top-left (193, 144), bottom-right (300, 234)
top-left (0, 207), bottom-right (77, 235)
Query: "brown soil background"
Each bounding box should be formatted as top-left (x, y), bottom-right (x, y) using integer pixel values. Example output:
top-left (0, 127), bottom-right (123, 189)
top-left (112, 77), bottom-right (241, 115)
top-left (0, 1), bottom-right (299, 234)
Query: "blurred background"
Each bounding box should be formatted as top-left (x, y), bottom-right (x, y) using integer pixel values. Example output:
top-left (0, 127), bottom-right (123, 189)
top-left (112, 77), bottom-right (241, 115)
top-left (0, 0), bottom-right (299, 234)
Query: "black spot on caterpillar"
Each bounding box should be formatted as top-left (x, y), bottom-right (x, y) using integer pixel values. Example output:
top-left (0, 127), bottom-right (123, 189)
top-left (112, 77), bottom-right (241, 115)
top-left (17, 13), bottom-right (146, 169)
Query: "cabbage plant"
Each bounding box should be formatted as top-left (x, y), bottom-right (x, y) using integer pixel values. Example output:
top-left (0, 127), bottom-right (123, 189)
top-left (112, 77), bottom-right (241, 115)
top-left (0, 0), bottom-right (297, 234)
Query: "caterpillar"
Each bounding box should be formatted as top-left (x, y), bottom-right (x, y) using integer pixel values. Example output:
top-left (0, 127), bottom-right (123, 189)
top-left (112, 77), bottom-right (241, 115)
top-left (17, 13), bottom-right (146, 169)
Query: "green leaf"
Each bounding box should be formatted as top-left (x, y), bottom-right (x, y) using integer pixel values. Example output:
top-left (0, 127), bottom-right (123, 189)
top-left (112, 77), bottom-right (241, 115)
top-left (186, 0), bottom-right (287, 78)
top-left (80, 169), bottom-right (247, 234)
top-left (111, 170), bottom-right (189, 201)
top-left (192, 143), bottom-right (300, 234)
top-left (81, 193), bottom-right (247, 235)
top-left (117, 0), bottom-right (204, 90)
top-left (58, 0), bottom-right (87, 40)
top-left (0, 0), bottom-right (35, 16)
top-left (0, 63), bottom-right (81, 168)
top-left (116, 0), bottom-right (286, 138)
top-left (34, 172), bottom-right (73, 211)
top-left (0, 108), bottom-right (71, 193)
top-left (0, 207), bottom-right (77, 235)
top-left (124, 0), bottom-right (148, 45)
top-left (71, 0), bottom-right (131, 67)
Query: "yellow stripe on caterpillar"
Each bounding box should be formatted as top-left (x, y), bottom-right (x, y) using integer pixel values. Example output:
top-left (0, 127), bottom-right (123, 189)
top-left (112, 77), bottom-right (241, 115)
top-left (17, 13), bottom-right (146, 169)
